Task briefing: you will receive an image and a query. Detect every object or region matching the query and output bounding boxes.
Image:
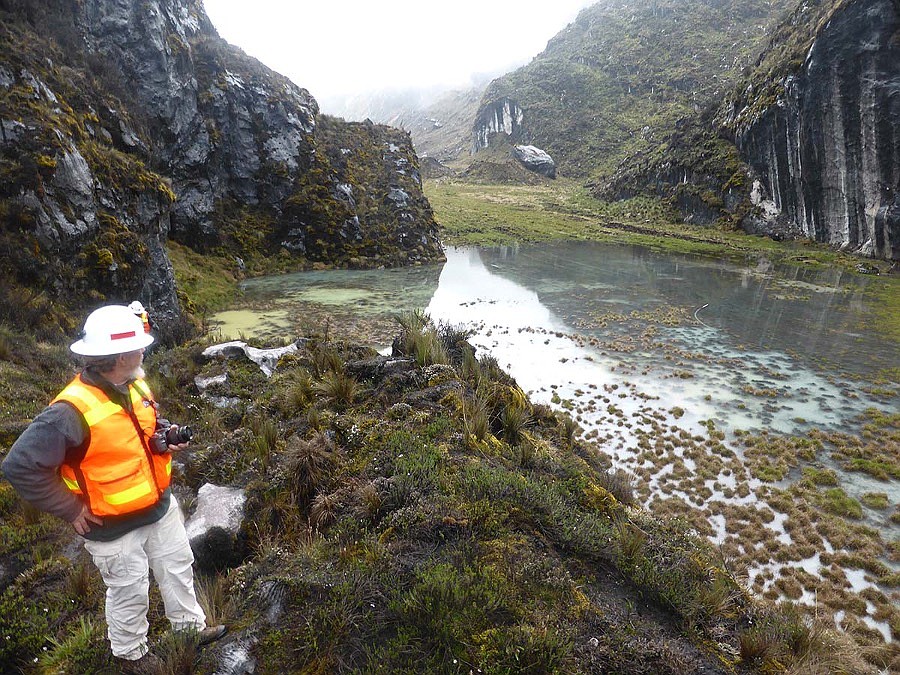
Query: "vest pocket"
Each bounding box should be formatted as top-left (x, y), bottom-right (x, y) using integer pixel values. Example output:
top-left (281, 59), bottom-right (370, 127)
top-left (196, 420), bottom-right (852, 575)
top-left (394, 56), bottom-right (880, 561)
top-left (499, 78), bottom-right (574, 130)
top-left (89, 458), bottom-right (154, 508)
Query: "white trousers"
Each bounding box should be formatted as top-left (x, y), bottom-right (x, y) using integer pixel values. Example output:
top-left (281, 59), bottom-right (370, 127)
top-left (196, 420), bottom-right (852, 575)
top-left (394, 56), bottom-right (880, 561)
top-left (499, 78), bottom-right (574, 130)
top-left (82, 497), bottom-right (207, 660)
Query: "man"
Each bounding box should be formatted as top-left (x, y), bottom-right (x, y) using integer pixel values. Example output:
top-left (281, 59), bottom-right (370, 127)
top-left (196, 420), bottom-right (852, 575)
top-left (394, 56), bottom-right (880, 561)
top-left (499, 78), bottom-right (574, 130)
top-left (128, 300), bottom-right (152, 334)
top-left (1, 305), bottom-right (225, 674)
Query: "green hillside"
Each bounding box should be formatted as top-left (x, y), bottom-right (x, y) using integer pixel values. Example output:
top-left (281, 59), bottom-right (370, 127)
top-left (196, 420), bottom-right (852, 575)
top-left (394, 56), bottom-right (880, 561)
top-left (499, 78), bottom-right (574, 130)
top-left (478, 0), bottom-right (794, 178)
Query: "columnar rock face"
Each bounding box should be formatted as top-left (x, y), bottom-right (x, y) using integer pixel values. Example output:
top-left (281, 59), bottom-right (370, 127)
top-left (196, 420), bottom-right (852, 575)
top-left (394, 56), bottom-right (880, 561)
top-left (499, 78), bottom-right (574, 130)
top-left (727, 0), bottom-right (900, 260)
top-left (472, 97), bottom-right (525, 151)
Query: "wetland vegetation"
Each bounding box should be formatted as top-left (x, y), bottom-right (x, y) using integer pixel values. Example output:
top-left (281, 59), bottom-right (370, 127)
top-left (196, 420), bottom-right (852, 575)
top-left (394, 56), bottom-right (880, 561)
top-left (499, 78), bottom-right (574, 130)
top-left (210, 180), bottom-right (898, 666)
top-left (1, 180), bottom-right (897, 673)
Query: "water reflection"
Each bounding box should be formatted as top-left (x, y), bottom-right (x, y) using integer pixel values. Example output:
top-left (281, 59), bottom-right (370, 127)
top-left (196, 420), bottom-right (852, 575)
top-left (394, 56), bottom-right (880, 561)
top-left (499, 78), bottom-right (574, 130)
top-left (426, 244), bottom-right (894, 440)
top-left (211, 263), bottom-right (443, 342)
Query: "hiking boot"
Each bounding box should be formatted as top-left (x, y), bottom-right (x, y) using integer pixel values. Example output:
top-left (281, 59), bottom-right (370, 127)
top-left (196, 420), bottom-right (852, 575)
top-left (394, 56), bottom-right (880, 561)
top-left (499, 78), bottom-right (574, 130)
top-left (114, 651), bottom-right (164, 675)
top-left (197, 624), bottom-right (227, 645)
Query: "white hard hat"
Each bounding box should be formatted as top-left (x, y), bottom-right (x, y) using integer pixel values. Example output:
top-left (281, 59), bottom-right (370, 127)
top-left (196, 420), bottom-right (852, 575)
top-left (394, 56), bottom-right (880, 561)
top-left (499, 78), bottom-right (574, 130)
top-left (70, 305), bottom-right (155, 356)
top-left (128, 300), bottom-right (145, 313)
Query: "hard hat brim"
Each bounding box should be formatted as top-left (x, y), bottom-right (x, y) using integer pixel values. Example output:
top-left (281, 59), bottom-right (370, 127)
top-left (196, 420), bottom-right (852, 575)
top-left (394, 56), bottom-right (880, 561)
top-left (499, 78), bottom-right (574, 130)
top-left (70, 331), bottom-right (155, 356)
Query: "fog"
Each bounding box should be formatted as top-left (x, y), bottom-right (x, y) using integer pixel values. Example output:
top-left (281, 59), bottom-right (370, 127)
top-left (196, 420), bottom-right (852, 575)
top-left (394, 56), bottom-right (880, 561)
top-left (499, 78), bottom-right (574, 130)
top-left (203, 0), bottom-right (595, 104)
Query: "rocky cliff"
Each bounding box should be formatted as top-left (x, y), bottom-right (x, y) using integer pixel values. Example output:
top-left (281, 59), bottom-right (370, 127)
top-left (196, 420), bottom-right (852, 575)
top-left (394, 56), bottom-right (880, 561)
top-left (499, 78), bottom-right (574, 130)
top-left (722, 0), bottom-right (900, 260)
top-left (0, 0), bottom-right (442, 340)
top-left (600, 0), bottom-right (900, 261)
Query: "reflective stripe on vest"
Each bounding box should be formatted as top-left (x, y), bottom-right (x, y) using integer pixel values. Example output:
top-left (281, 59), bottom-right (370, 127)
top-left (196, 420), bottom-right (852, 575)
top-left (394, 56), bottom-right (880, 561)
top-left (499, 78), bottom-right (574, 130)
top-left (52, 375), bottom-right (171, 516)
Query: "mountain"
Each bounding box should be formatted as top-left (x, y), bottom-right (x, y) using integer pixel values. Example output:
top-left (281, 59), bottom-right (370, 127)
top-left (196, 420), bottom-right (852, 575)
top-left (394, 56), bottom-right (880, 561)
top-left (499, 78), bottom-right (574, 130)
top-left (600, 0), bottom-right (900, 261)
top-left (0, 0), bottom-right (442, 341)
top-left (324, 80), bottom-right (491, 168)
top-left (472, 0), bottom-right (796, 178)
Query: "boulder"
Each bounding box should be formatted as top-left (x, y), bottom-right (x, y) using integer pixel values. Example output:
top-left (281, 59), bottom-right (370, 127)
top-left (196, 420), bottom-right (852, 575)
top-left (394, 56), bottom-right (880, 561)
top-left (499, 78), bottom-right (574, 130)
top-left (185, 483), bottom-right (248, 574)
top-left (513, 145), bottom-right (557, 178)
top-left (202, 339), bottom-right (306, 377)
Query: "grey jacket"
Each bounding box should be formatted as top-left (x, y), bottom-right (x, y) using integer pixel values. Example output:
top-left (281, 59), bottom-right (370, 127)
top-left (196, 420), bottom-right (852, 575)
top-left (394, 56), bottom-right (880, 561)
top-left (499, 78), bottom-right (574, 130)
top-left (1, 368), bottom-right (170, 541)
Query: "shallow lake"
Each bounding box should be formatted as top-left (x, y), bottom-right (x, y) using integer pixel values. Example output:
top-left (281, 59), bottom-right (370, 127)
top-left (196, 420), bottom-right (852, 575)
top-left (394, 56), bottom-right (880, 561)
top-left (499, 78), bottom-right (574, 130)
top-left (214, 241), bottom-right (899, 640)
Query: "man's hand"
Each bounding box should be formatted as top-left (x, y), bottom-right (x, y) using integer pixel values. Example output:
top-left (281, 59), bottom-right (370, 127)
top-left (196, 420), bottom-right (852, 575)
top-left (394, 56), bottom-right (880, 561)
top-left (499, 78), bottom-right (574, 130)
top-left (166, 424), bottom-right (190, 453)
top-left (70, 504), bottom-right (103, 535)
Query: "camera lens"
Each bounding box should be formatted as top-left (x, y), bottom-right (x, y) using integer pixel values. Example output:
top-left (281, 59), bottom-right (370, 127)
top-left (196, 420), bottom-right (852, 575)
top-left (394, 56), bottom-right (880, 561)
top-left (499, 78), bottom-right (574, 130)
top-left (165, 425), bottom-right (194, 445)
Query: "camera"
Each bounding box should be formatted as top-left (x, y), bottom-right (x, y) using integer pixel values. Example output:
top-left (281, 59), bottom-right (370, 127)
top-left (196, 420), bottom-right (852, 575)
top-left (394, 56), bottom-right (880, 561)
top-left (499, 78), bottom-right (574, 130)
top-left (149, 418), bottom-right (193, 454)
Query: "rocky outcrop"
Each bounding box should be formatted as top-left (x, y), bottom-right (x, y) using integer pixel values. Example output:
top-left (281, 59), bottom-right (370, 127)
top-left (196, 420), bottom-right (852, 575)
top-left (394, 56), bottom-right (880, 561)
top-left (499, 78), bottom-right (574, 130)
top-left (75, 0), bottom-right (442, 265)
top-left (202, 339), bottom-right (303, 377)
top-left (0, 38), bottom-right (183, 335)
top-left (472, 97), bottom-right (525, 151)
top-left (599, 0), bottom-right (899, 261)
top-left (420, 156), bottom-right (456, 179)
top-left (512, 145), bottom-right (556, 178)
top-left (722, 0), bottom-right (900, 260)
top-left (0, 0), bottom-right (442, 339)
top-left (184, 482), bottom-right (248, 574)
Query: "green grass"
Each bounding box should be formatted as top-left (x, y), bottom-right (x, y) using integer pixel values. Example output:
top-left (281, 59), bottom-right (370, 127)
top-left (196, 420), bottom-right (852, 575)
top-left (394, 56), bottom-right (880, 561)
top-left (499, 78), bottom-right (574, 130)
top-left (1, 319), bottom-right (885, 671)
top-left (166, 240), bottom-right (243, 316)
top-left (478, 0), bottom-right (796, 179)
top-left (425, 179), bottom-right (881, 261)
top-left (820, 488), bottom-right (863, 520)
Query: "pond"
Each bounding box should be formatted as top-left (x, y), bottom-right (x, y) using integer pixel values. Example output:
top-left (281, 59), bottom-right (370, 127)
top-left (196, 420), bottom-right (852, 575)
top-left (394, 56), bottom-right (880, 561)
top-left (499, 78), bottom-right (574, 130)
top-left (213, 241), bottom-right (899, 641)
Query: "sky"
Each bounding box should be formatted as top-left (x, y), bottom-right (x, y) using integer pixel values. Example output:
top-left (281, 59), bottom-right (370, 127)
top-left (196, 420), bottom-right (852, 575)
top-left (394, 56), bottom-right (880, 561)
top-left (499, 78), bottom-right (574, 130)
top-left (202, 0), bottom-right (596, 104)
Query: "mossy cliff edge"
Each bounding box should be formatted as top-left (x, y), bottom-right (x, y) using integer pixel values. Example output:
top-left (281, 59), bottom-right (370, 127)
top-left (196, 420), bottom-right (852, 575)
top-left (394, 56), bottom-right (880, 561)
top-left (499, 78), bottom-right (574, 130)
top-left (0, 0), bottom-right (442, 343)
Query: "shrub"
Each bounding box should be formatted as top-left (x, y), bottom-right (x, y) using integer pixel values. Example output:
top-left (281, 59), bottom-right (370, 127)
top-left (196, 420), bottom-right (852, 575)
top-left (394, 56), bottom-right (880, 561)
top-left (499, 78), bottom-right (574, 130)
top-left (38, 615), bottom-right (106, 674)
top-left (395, 308), bottom-right (429, 336)
top-left (498, 399), bottom-right (533, 446)
top-left (460, 345), bottom-right (482, 386)
top-left (314, 370), bottom-right (360, 411)
top-left (153, 629), bottom-right (201, 675)
top-left (354, 481), bottom-right (384, 523)
top-left (285, 432), bottom-right (338, 508)
top-left (310, 491), bottom-right (341, 531)
top-left (462, 391), bottom-right (491, 444)
top-left (0, 566), bottom-right (56, 667)
top-left (475, 622), bottom-right (572, 673)
top-left (738, 607), bottom-right (865, 673)
top-left (559, 413), bottom-right (580, 449)
top-left (802, 466), bottom-right (839, 486)
top-left (596, 468), bottom-right (636, 506)
top-left (437, 322), bottom-right (475, 364)
top-left (393, 562), bottom-right (509, 650)
top-left (860, 492), bottom-right (889, 510)
top-left (195, 573), bottom-right (235, 627)
top-left (309, 342), bottom-right (344, 378)
top-left (272, 367), bottom-right (315, 416)
top-left (248, 416), bottom-right (280, 466)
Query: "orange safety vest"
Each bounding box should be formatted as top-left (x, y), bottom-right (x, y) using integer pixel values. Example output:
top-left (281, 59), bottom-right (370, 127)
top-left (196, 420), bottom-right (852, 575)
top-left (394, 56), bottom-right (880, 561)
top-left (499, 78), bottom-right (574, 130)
top-left (52, 375), bottom-right (171, 517)
top-left (139, 311), bottom-right (151, 334)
